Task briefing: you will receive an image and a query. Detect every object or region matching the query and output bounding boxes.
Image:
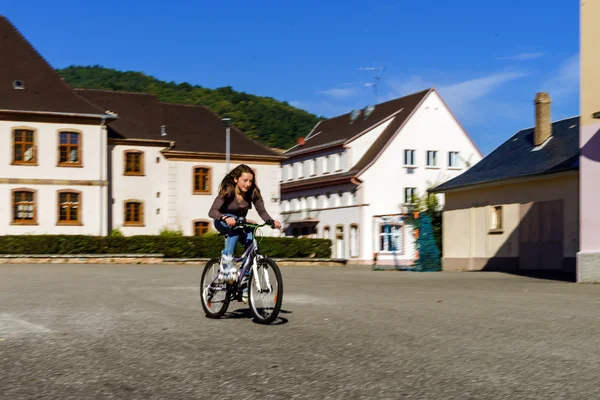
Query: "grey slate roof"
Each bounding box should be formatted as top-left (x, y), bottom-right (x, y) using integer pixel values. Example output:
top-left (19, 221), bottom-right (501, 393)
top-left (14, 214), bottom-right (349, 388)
top-left (431, 116), bottom-right (580, 193)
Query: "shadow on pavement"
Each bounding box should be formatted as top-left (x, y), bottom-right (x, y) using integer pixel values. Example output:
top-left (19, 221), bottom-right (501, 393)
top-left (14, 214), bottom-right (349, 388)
top-left (477, 270), bottom-right (576, 283)
top-left (222, 308), bottom-right (291, 325)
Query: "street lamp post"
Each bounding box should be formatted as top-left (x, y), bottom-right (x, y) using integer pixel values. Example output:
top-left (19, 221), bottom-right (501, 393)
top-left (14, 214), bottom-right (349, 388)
top-left (222, 118), bottom-right (231, 172)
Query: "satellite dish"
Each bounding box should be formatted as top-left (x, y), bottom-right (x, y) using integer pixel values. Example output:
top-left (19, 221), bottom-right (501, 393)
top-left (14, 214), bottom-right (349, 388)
top-left (349, 109), bottom-right (361, 123)
top-left (363, 105), bottom-right (375, 119)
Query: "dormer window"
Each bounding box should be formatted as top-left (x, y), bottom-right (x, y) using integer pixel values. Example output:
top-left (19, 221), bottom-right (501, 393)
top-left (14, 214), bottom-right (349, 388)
top-left (13, 80), bottom-right (25, 90)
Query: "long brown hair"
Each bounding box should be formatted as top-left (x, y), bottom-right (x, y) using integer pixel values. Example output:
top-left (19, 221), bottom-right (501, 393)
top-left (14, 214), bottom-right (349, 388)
top-left (217, 164), bottom-right (261, 201)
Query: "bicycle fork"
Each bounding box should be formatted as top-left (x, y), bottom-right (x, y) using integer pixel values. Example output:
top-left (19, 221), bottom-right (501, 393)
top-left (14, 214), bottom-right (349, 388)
top-left (251, 257), bottom-right (272, 294)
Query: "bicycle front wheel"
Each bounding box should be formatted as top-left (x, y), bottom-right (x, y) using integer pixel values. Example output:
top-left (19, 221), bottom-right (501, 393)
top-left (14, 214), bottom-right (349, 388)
top-left (200, 258), bottom-right (230, 319)
top-left (248, 257), bottom-right (283, 324)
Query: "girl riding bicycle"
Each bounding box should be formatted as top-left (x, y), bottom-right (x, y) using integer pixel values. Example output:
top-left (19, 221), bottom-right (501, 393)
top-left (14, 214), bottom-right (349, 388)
top-left (208, 164), bottom-right (282, 281)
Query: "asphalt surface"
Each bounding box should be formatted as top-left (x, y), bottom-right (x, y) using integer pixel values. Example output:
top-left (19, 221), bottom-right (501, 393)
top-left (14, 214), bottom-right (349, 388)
top-left (2, 264), bottom-right (600, 399)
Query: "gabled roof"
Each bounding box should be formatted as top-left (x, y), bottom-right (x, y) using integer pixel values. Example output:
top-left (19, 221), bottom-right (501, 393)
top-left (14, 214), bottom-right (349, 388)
top-left (159, 102), bottom-right (283, 158)
top-left (281, 89), bottom-right (432, 192)
top-left (0, 15), bottom-right (110, 117)
top-left (76, 87), bottom-right (285, 158)
top-left (431, 116), bottom-right (580, 193)
top-left (285, 89), bottom-right (432, 156)
top-left (75, 89), bottom-right (163, 139)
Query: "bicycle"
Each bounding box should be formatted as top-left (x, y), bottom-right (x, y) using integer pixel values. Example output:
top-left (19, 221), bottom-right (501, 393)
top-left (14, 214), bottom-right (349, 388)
top-left (199, 217), bottom-right (284, 325)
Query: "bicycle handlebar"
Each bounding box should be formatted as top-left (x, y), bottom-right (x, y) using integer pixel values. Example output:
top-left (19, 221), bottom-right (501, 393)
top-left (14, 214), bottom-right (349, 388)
top-left (233, 217), bottom-right (275, 230)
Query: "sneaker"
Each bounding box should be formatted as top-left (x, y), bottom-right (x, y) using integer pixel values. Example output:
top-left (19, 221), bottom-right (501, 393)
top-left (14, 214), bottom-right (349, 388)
top-left (219, 254), bottom-right (236, 282)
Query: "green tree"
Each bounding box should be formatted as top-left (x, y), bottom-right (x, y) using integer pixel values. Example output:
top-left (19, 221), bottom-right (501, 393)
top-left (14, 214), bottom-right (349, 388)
top-left (407, 189), bottom-right (443, 256)
top-left (57, 65), bottom-right (324, 150)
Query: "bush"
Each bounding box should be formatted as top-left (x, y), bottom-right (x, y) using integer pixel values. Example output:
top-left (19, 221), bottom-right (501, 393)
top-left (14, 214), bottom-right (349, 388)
top-left (0, 235), bottom-right (332, 259)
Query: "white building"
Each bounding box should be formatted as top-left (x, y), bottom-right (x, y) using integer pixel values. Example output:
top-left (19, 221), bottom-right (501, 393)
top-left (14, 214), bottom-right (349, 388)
top-left (280, 89), bottom-right (483, 265)
top-left (0, 15), bottom-right (284, 237)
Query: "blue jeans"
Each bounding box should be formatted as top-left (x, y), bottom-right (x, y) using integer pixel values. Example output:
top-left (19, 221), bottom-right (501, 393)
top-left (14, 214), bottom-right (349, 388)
top-left (213, 214), bottom-right (253, 256)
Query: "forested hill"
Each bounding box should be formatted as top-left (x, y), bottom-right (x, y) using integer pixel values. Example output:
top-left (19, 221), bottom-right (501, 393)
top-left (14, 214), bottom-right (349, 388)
top-left (57, 66), bottom-right (322, 150)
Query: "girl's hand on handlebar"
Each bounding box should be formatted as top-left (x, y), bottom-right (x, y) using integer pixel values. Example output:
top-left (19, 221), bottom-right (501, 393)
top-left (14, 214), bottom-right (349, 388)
top-left (273, 220), bottom-right (282, 229)
top-left (225, 217), bottom-right (236, 226)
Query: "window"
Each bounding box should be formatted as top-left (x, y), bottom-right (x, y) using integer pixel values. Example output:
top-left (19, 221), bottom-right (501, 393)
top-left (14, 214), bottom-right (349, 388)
top-left (193, 167), bottom-right (211, 194)
top-left (404, 149), bottom-right (415, 166)
top-left (404, 187), bottom-right (417, 204)
top-left (490, 206), bottom-right (503, 231)
top-left (380, 224), bottom-right (403, 253)
top-left (124, 200), bottom-right (144, 226)
top-left (287, 165), bottom-right (293, 181)
top-left (448, 151), bottom-right (459, 168)
top-left (58, 131), bottom-right (81, 166)
top-left (322, 156), bottom-right (329, 174)
top-left (57, 191), bottom-right (81, 225)
top-left (334, 154), bottom-right (342, 171)
top-left (309, 197), bottom-right (317, 210)
top-left (350, 224), bottom-right (359, 258)
top-left (295, 162), bottom-right (302, 179)
top-left (426, 150), bottom-right (438, 167)
top-left (12, 189), bottom-right (36, 224)
top-left (336, 225), bottom-right (345, 258)
top-left (124, 151), bottom-right (144, 175)
top-left (12, 129), bottom-right (36, 165)
top-left (193, 220), bottom-right (209, 236)
top-left (309, 159), bottom-right (316, 176)
top-left (301, 197), bottom-right (308, 210)
top-left (323, 226), bottom-right (330, 239)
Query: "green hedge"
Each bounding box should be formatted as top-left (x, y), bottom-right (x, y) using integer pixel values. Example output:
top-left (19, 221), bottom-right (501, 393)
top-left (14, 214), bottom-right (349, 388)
top-left (0, 235), bottom-right (332, 259)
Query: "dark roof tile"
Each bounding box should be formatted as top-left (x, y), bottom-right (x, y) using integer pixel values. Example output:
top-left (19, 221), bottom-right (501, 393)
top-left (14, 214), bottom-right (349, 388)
top-left (431, 116), bottom-right (580, 193)
top-left (76, 89), bottom-right (163, 139)
top-left (159, 102), bottom-right (280, 157)
top-left (285, 89), bottom-right (431, 156)
top-left (0, 15), bottom-right (108, 116)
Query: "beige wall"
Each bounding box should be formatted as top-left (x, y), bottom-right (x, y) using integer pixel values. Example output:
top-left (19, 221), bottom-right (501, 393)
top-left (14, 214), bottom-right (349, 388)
top-left (442, 173), bottom-right (579, 270)
top-left (581, 1), bottom-right (600, 128)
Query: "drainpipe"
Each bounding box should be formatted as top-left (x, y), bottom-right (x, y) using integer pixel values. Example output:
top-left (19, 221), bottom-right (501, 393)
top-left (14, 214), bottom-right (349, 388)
top-left (99, 118), bottom-right (107, 236)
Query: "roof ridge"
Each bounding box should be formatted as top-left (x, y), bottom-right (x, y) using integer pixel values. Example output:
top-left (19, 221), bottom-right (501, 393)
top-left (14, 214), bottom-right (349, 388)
top-left (159, 101), bottom-right (207, 109)
top-left (0, 14), bottom-right (107, 115)
top-left (159, 102), bottom-right (282, 158)
top-left (516, 115), bottom-right (580, 133)
top-left (74, 88), bottom-right (158, 97)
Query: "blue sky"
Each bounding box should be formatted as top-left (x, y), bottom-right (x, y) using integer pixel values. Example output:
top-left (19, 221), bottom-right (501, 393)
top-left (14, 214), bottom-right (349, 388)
top-left (3, 0), bottom-right (579, 155)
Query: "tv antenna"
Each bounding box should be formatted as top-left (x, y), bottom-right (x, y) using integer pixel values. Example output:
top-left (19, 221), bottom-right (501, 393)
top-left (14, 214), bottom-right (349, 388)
top-left (357, 66), bottom-right (386, 104)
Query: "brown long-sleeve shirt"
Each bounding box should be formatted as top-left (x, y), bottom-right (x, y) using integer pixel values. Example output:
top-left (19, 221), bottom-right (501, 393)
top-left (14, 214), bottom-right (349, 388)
top-left (208, 190), bottom-right (272, 222)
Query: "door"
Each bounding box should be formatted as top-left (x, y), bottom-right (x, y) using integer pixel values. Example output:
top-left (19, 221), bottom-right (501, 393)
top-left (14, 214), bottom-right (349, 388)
top-left (519, 200), bottom-right (563, 270)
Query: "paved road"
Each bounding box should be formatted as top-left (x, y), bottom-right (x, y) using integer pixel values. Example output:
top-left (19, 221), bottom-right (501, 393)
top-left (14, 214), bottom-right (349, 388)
top-left (1, 264), bottom-right (600, 399)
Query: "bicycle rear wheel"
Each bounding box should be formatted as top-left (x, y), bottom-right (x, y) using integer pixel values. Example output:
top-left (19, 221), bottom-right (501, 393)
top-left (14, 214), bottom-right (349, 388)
top-left (248, 257), bottom-right (283, 324)
top-left (200, 258), bottom-right (230, 318)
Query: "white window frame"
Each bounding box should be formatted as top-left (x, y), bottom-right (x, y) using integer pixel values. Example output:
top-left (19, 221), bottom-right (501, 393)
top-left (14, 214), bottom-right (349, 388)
top-left (448, 151), bottom-right (459, 168)
top-left (334, 154), bottom-right (342, 171)
top-left (322, 156), bottom-right (329, 174)
top-left (404, 187), bottom-right (417, 204)
top-left (379, 223), bottom-right (404, 253)
top-left (309, 159), bottom-right (316, 176)
top-left (426, 151), bottom-right (438, 167)
top-left (404, 149), bottom-right (415, 166)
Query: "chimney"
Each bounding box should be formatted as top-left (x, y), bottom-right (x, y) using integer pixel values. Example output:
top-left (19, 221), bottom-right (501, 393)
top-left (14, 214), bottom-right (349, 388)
top-left (534, 92), bottom-right (552, 146)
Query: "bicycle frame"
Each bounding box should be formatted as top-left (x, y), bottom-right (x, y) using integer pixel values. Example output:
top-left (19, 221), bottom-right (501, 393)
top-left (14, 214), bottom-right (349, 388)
top-left (209, 222), bottom-right (272, 292)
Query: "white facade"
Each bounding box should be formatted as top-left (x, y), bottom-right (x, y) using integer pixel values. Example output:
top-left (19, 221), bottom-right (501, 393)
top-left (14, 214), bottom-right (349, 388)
top-left (108, 143), bottom-right (283, 236)
top-left (0, 121), bottom-right (282, 237)
top-left (280, 90), bottom-right (483, 264)
top-left (0, 119), bottom-right (109, 235)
